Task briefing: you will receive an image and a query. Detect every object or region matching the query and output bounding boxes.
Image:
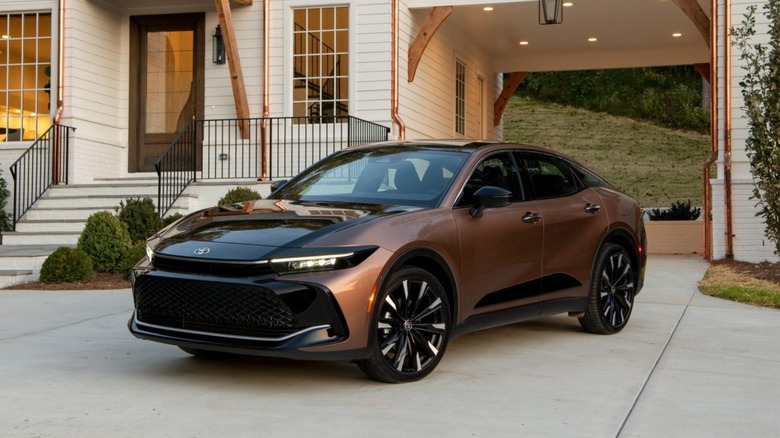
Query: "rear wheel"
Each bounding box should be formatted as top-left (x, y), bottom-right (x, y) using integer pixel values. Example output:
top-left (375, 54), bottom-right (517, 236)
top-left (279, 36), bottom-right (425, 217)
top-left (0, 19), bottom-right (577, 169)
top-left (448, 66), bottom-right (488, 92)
top-left (579, 243), bottom-right (636, 334)
top-left (357, 267), bottom-right (451, 383)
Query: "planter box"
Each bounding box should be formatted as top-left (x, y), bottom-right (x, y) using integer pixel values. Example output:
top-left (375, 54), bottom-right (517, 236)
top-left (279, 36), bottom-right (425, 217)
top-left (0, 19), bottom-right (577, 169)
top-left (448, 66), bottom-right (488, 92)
top-left (645, 220), bottom-right (703, 255)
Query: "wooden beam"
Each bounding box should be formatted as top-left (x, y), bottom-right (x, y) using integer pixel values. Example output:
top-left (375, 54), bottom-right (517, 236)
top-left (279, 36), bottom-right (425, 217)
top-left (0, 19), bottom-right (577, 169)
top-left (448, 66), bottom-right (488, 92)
top-left (230, 0), bottom-right (253, 5)
top-left (215, 0), bottom-right (251, 138)
top-left (493, 72), bottom-right (527, 126)
top-left (671, 0), bottom-right (710, 49)
top-left (408, 6), bottom-right (452, 83)
top-left (693, 63), bottom-right (710, 84)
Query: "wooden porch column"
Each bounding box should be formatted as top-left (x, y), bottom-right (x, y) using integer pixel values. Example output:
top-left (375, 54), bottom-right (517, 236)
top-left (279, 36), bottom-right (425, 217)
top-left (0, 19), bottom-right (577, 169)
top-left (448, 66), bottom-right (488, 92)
top-left (215, 0), bottom-right (251, 138)
top-left (408, 6), bottom-right (453, 82)
top-left (493, 72), bottom-right (527, 126)
top-left (693, 63), bottom-right (710, 84)
top-left (671, 0), bottom-right (711, 49)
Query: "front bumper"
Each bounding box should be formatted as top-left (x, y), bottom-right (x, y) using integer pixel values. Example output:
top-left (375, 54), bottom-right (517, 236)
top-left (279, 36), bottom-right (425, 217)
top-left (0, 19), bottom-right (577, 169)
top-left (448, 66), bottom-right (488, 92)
top-left (129, 269), bottom-right (370, 361)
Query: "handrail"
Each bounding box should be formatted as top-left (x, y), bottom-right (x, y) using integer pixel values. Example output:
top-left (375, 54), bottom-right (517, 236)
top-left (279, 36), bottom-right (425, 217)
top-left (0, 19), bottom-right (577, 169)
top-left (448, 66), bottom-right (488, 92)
top-left (155, 115), bottom-right (389, 217)
top-left (155, 119), bottom-right (199, 218)
top-left (9, 124), bottom-right (76, 231)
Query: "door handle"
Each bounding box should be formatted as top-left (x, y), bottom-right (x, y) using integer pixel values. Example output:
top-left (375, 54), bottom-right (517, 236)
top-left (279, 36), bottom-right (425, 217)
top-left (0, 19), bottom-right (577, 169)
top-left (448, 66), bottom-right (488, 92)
top-left (584, 203), bottom-right (601, 213)
top-left (522, 212), bottom-right (542, 224)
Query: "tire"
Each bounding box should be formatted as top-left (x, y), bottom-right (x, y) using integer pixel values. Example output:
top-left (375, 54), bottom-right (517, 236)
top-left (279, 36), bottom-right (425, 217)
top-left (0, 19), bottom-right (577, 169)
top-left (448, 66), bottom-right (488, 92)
top-left (357, 266), bottom-right (451, 383)
top-left (579, 243), bottom-right (636, 335)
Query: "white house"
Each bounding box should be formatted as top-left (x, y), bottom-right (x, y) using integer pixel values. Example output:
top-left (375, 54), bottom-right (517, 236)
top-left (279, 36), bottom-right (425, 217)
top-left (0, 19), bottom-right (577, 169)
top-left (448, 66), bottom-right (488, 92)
top-left (0, 0), bottom-right (775, 267)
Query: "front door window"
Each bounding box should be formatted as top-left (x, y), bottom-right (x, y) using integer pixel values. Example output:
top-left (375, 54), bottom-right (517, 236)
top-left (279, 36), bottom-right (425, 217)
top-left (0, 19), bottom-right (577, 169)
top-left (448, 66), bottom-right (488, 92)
top-left (145, 30), bottom-right (194, 135)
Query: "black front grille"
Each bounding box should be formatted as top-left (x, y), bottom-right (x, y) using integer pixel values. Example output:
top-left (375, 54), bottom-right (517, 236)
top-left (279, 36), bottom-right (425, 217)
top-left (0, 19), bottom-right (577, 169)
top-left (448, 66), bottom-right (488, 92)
top-left (134, 275), bottom-right (296, 331)
top-left (152, 254), bottom-right (275, 277)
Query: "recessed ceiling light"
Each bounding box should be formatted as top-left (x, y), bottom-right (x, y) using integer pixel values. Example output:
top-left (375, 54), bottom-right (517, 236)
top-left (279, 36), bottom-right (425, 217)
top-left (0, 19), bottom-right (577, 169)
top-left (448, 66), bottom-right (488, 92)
top-left (483, 6), bottom-right (494, 11)
top-left (1, 35), bottom-right (9, 39)
top-left (519, 41), bottom-right (529, 45)
top-left (588, 37), bottom-right (598, 42)
top-left (563, 2), bottom-right (574, 6)
top-left (672, 32), bottom-right (682, 37)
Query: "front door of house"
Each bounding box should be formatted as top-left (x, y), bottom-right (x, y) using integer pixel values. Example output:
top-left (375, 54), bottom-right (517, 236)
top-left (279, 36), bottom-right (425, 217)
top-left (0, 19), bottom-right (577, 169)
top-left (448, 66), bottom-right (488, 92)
top-left (129, 14), bottom-right (205, 172)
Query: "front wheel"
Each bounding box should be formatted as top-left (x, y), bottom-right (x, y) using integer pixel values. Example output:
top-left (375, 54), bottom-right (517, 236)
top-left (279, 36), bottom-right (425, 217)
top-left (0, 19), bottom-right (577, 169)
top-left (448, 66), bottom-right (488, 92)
top-left (579, 243), bottom-right (636, 334)
top-left (357, 267), bottom-right (451, 383)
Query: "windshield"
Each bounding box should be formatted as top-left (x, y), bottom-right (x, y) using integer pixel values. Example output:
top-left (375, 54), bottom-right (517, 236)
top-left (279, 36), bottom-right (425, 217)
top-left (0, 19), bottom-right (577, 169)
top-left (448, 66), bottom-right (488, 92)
top-left (271, 146), bottom-right (468, 207)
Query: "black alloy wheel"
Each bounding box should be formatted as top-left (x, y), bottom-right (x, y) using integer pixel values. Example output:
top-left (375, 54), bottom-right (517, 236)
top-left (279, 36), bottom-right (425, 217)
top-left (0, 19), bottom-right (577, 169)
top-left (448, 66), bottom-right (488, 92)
top-left (358, 266), bottom-right (451, 383)
top-left (579, 243), bottom-right (636, 334)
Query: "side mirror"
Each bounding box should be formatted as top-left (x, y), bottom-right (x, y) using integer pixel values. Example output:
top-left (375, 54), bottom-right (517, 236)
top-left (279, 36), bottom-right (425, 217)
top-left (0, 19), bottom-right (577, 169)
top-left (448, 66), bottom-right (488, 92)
top-left (469, 186), bottom-right (512, 218)
top-left (270, 179), bottom-right (288, 194)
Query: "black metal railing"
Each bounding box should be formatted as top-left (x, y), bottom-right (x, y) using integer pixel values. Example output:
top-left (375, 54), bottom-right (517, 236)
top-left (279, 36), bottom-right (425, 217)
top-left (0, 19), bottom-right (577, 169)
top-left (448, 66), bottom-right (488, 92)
top-left (155, 115), bottom-right (389, 217)
top-left (9, 124), bottom-right (76, 231)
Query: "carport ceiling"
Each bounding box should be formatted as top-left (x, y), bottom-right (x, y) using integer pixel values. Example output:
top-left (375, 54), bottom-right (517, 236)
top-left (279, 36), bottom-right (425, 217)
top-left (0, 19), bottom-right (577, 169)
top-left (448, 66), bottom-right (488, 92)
top-left (408, 0), bottom-right (711, 72)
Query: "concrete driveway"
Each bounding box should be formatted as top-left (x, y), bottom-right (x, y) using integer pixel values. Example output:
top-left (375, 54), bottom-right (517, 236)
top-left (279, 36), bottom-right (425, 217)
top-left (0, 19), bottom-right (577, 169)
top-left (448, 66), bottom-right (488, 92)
top-left (1, 256), bottom-right (778, 437)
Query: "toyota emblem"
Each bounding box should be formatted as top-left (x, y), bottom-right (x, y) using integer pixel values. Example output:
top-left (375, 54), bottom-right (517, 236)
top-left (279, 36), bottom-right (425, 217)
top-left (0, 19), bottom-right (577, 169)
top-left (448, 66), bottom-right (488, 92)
top-left (193, 247), bottom-right (211, 256)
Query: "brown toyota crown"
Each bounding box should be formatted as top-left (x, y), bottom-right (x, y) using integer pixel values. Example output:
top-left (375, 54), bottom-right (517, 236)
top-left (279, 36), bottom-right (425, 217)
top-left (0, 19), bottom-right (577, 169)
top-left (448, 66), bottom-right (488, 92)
top-left (130, 141), bottom-right (647, 382)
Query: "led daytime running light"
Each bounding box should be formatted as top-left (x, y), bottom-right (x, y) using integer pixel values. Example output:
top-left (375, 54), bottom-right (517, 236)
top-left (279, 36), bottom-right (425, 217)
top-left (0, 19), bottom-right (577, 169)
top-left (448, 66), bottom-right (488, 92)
top-left (270, 253), bottom-right (355, 264)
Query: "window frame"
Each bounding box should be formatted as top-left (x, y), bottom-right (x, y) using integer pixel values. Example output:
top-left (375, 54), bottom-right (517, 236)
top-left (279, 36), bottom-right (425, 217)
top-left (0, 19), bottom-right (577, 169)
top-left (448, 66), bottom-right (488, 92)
top-left (0, 10), bottom-right (53, 142)
top-left (288, 4), bottom-right (351, 123)
top-left (454, 57), bottom-right (466, 137)
top-left (515, 151), bottom-right (583, 199)
top-left (454, 151), bottom-right (526, 208)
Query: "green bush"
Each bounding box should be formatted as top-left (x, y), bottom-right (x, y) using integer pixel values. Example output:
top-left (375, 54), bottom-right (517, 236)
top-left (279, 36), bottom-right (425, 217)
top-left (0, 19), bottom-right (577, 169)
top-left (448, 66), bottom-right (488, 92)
top-left (162, 212), bottom-right (184, 227)
top-left (218, 186), bottom-right (262, 205)
top-left (648, 200), bottom-right (701, 221)
top-left (39, 247), bottom-right (94, 284)
top-left (120, 242), bottom-right (147, 278)
top-left (77, 211), bottom-right (133, 273)
top-left (520, 67), bottom-right (710, 133)
top-left (0, 166), bottom-right (11, 232)
top-left (115, 197), bottom-right (163, 243)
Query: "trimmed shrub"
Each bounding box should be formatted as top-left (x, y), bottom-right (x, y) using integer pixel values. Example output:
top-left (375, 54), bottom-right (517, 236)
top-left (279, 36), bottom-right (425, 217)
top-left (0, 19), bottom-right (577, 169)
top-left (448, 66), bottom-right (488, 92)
top-left (218, 186), bottom-right (262, 205)
top-left (115, 197), bottom-right (163, 243)
top-left (162, 212), bottom-right (184, 227)
top-left (39, 247), bottom-right (94, 284)
top-left (77, 211), bottom-right (133, 273)
top-left (648, 200), bottom-right (701, 221)
top-left (120, 242), bottom-right (147, 279)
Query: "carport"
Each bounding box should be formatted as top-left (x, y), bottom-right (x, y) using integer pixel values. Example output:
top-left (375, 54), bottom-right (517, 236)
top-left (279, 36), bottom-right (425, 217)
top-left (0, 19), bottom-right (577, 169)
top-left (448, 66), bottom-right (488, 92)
top-left (402, 0), bottom-right (719, 257)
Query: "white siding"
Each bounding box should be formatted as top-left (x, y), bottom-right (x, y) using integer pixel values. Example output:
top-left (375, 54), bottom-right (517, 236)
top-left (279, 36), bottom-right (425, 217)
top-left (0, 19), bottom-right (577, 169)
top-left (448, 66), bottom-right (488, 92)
top-left (64, 0), bottom-right (126, 182)
top-left (399, 2), bottom-right (502, 141)
top-left (713, 0), bottom-right (779, 262)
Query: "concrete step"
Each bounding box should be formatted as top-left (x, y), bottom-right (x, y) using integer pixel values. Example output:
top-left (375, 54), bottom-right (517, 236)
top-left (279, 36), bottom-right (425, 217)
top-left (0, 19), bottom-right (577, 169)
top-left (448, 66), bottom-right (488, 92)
top-left (45, 183), bottom-right (159, 197)
top-left (0, 245), bottom-right (70, 288)
top-left (15, 220), bottom-right (87, 233)
top-left (1, 231), bottom-right (81, 246)
top-left (31, 193), bottom-right (198, 210)
top-left (0, 270), bottom-right (36, 288)
top-left (24, 207), bottom-right (119, 221)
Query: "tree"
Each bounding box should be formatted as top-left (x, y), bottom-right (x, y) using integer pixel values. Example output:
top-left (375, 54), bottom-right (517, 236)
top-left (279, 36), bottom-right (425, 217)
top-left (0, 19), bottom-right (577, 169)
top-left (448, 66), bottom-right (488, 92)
top-left (732, 1), bottom-right (780, 255)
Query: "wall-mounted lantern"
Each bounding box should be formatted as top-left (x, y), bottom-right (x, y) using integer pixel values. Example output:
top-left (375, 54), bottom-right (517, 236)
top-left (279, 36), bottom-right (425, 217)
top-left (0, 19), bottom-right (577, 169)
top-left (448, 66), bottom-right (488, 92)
top-left (539, 0), bottom-right (563, 25)
top-left (213, 25), bottom-right (226, 64)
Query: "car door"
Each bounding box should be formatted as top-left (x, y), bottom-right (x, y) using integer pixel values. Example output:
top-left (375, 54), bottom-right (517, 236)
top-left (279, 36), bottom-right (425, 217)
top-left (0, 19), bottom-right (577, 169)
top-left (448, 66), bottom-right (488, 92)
top-left (453, 152), bottom-right (544, 321)
top-left (516, 152), bottom-right (609, 300)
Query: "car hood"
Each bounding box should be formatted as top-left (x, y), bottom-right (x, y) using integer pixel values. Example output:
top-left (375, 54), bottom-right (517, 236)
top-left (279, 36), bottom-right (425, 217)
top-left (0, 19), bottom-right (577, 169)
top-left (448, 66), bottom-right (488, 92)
top-left (151, 199), bottom-right (417, 261)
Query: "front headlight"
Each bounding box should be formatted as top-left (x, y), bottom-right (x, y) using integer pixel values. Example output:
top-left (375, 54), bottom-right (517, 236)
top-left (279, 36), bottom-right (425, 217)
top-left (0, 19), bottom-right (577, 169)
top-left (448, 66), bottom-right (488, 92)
top-left (270, 247), bottom-right (376, 275)
top-left (146, 244), bottom-right (154, 264)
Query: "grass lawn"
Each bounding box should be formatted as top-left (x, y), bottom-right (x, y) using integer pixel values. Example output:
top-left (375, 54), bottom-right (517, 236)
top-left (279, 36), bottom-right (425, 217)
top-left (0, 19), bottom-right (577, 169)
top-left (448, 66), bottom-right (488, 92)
top-left (699, 262), bottom-right (780, 309)
top-left (503, 96), bottom-right (711, 207)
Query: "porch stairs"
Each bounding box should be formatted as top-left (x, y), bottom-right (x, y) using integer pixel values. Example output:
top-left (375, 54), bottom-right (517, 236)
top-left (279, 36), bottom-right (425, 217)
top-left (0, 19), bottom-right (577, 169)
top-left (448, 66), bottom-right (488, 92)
top-left (0, 175), bottom-right (272, 288)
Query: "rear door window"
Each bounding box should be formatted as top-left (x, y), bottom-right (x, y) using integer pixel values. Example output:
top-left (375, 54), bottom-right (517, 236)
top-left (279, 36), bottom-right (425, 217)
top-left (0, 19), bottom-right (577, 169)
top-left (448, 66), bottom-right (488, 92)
top-left (516, 152), bottom-right (579, 199)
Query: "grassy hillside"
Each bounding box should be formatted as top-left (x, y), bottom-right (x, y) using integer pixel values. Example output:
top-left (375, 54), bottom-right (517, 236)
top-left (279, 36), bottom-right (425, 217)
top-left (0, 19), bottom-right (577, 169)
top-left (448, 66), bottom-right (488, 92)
top-left (503, 96), bottom-right (710, 207)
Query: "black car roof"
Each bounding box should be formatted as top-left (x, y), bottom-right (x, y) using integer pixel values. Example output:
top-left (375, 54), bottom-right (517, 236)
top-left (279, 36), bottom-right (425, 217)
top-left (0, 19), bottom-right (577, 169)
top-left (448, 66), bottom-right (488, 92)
top-left (353, 140), bottom-right (555, 155)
